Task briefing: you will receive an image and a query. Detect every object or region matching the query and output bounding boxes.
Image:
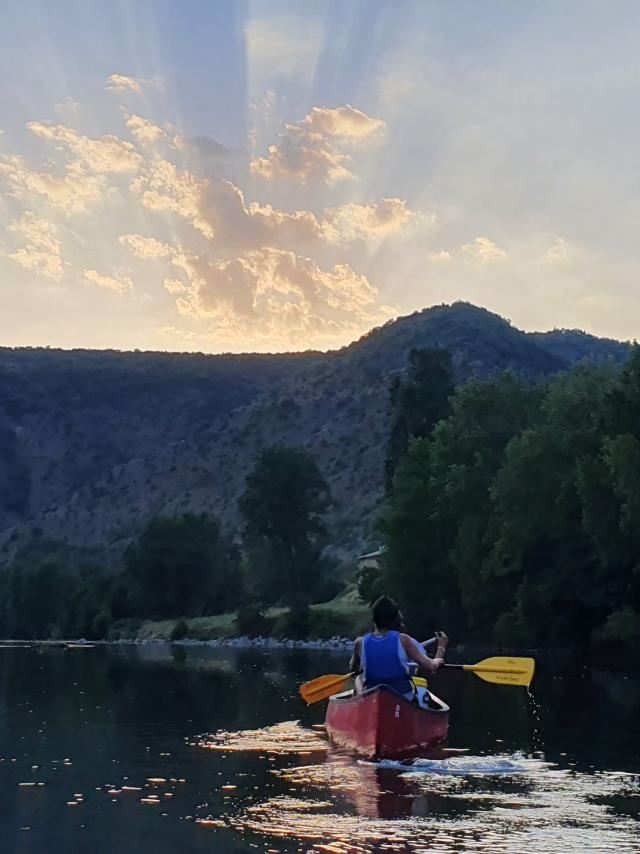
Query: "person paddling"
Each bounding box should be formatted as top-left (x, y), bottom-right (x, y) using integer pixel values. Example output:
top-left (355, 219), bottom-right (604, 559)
top-left (350, 595), bottom-right (448, 703)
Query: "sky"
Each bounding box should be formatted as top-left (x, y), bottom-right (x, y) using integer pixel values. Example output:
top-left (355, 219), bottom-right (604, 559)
top-left (1, 0), bottom-right (639, 353)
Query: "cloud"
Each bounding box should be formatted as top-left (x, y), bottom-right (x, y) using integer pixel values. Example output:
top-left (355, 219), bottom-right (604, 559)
top-left (54, 97), bottom-right (82, 118)
top-left (172, 135), bottom-right (231, 158)
top-left (129, 159), bottom-right (213, 238)
top-left (28, 122), bottom-right (142, 173)
top-left (130, 159), bottom-right (325, 247)
top-left (0, 100), bottom-right (403, 348)
top-left (106, 74), bottom-right (143, 94)
top-left (118, 233), bottom-right (174, 259)
top-left (542, 237), bottom-right (571, 265)
top-left (429, 250), bottom-right (451, 263)
top-left (6, 212), bottom-right (63, 280)
top-left (0, 155), bottom-right (104, 212)
top-left (461, 236), bottom-right (508, 263)
top-left (163, 279), bottom-right (188, 295)
top-left (301, 106), bottom-right (385, 138)
top-left (129, 158), bottom-right (413, 253)
top-left (322, 198), bottom-right (413, 244)
top-left (168, 247), bottom-right (384, 347)
top-left (83, 268), bottom-right (132, 293)
top-left (126, 115), bottom-right (167, 147)
top-left (250, 105), bottom-right (384, 184)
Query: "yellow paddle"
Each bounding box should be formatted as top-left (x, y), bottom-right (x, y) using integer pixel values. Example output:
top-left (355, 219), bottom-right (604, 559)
top-left (442, 656), bottom-right (536, 688)
top-left (298, 637), bottom-right (437, 705)
top-left (299, 654), bottom-right (535, 705)
top-left (299, 671), bottom-right (357, 705)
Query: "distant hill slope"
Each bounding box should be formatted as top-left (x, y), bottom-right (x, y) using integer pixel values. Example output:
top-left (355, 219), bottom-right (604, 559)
top-left (0, 302), bottom-right (631, 567)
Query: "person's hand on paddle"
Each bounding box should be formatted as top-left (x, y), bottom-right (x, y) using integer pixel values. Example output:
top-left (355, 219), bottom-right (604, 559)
top-left (434, 631), bottom-right (448, 668)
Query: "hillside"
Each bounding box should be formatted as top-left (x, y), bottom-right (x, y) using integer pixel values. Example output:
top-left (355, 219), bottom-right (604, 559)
top-left (0, 302), bottom-right (631, 567)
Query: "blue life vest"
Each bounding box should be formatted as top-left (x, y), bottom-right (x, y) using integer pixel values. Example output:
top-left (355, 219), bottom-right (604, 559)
top-left (361, 630), bottom-right (413, 695)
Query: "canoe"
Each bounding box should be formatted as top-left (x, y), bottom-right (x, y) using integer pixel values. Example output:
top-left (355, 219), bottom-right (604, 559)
top-left (325, 685), bottom-right (449, 759)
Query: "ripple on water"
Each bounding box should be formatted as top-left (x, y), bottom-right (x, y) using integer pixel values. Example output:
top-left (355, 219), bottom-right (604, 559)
top-left (223, 751), bottom-right (640, 853)
top-left (366, 755), bottom-right (537, 776)
top-left (192, 720), bottom-right (328, 755)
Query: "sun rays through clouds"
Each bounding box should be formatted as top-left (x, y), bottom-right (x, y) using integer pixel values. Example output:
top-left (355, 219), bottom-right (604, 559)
top-left (1, 79), bottom-right (410, 349)
top-left (2, 2), bottom-right (640, 350)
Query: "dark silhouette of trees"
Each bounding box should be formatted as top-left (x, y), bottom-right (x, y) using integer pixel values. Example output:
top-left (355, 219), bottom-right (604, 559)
top-left (384, 348), bottom-right (454, 493)
top-left (239, 446), bottom-right (333, 607)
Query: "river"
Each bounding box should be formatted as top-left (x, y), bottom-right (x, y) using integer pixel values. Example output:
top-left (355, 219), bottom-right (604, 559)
top-left (0, 643), bottom-right (638, 853)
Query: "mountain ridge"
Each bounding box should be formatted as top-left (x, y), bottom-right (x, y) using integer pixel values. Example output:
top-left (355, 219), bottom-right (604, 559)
top-left (0, 302), bottom-right (631, 567)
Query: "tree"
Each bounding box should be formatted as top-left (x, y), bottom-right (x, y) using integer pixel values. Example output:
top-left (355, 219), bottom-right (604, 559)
top-left (486, 363), bottom-right (620, 645)
top-left (384, 348), bottom-right (454, 493)
top-left (0, 559), bottom-right (77, 639)
top-left (239, 446), bottom-right (332, 606)
top-left (124, 513), bottom-right (240, 619)
top-left (380, 372), bottom-right (540, 638)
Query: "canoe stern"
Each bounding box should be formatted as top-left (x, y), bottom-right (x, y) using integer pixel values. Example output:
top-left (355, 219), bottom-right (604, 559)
top-left (325, 686), bottom-right (449, 759)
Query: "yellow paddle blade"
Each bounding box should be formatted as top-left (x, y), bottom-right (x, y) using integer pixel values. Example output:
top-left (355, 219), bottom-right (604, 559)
top-left (299, 672), bottom-right (353, 705)
top-left (463, 656), bottom-right (535, 687)
top-left (412, 676), bottom-right (428, 688)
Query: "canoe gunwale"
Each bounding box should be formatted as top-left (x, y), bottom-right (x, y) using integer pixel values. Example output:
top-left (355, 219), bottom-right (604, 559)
top-left (329, 685), bottom-right (450, 716)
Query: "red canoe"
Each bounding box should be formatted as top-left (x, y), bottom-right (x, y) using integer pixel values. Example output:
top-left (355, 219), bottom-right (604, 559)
top-left (325, 686), bottom-right (449, 759)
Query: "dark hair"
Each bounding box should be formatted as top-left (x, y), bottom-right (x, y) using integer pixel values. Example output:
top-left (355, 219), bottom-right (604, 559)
top-left (371, 595), bottom-right (403, 630)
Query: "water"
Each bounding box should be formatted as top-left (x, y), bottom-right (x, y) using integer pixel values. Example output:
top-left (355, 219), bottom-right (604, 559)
top-left (0, 644), bottom-right (638, 853)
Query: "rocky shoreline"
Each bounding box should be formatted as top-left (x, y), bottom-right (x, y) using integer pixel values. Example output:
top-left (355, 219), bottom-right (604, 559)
top-left (0, 635), bottom-right (354, 650)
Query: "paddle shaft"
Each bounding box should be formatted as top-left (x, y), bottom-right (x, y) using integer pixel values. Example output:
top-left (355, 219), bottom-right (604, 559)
top-left (444, 663), bottom-right (527, 673)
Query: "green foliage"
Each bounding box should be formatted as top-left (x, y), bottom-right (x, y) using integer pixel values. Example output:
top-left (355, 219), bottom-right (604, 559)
top-left (592, 607), bottom-right (640, 655)
top-left (381, 371), bottom-right (540, 634)
top-left (273, 605), bottom-right (311, 639)
top-left (0, 543), bottom-right (115, 640)
top-left (0, 561), bottom-right (73, 639)
top-left (233, 604), bottom-right (270, 638)
top-left (381, 351), bottom-right (640, 662)
top-left (90, 609), bottom-right (112, 640)
top-left (385, 348), bottom-right (454, 493)
top-left (356, 565), bottom-right (384, 604)
top-left (170, 618), bottom-right (190, 641)
top-left (124, 513), bottom-right (241, 619)
top-left (239, 446), bottom-right (334, 607)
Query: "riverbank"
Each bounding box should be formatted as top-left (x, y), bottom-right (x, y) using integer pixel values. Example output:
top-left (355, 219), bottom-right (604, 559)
top-left (115, 589), bottom-right (372, 644)
top-left (0, 635), bottom-right (354, 650)
top-left (0, 635), bottom-right (634, 672)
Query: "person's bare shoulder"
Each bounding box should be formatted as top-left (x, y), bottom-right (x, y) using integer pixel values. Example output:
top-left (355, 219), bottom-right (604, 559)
top-left (400, 633), bottom-right (424, 655)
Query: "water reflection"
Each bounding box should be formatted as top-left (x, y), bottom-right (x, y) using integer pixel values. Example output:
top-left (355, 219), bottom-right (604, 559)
top-left (229, 759), bottom-right (640, 853)
top-left (0, 644), bottom-right (639, 854)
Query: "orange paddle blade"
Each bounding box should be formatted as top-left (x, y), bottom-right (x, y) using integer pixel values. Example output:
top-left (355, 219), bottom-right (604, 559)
top-left (299, 672), bottom-right (354, 705)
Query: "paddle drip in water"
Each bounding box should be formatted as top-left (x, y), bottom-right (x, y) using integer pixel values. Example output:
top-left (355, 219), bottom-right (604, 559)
top-left (526, 687), bottom-right (544, 753)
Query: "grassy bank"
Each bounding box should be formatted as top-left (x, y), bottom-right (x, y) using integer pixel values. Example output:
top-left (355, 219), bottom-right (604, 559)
top-left (130, 588), bottom-right (370, 642)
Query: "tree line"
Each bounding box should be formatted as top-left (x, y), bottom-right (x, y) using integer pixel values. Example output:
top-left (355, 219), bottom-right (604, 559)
top-left (376, 346), bottom-right (640, 665)
top-left (0, 446), bottom-right (337, 640)
top-left (1, 343), bottom-right (639, 665)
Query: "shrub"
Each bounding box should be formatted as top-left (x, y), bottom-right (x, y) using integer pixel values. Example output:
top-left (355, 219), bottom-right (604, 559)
top-left (107, 617), bottom-right (142, 640)
top-left (90, 610), bottom-right (111, 640)
top-left (273, 605), bottom-right (310, 640)
top-left (234, 604), bottom-right (270, 638)
top-left (171, 618), bottom-right (190, 641)
top-left (357, 565), bottom-right (384, 604)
